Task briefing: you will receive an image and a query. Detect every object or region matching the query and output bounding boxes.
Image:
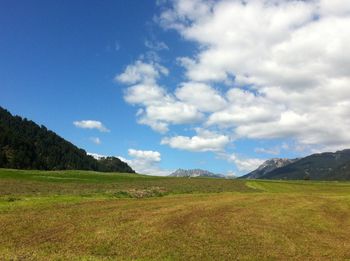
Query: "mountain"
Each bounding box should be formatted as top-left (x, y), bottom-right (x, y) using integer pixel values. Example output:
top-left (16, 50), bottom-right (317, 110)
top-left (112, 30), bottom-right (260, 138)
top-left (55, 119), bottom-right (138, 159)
top-left (0, 107), bottom-right (134, 173)
top-left (244, 149), bottom-right (350, 180)
top-left (169, 168), bottom-right (227, 178)
top-left (241, 158), bottom-right (299, 179)
top-left (262, 150), bottom-right (350, 180)
top-left (327, 161), bottom-right (350, 180)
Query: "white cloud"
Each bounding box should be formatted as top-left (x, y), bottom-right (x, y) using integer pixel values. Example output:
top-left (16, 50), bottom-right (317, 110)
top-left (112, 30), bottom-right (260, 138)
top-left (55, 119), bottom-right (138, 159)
top-left (128, 149), bottom-right (161, 162)
top-left (88, 150), bottom-right (171, 176)
top-left (137, 116), bottom-right (170, 133)
top-left (161, 128), bottom-right (229, 152)
top-left (157, 0), bottom-right (350, 150)
top-left (116, 60), bottom-right (203, 133)
top-left (319, 0), bottom-right (350, 16)
top-left (87, 152), bottom-right (107, 160)
top-left (144, 102), bottom-right (203, 125)
top-left (116, 60), bottom-right (168, 85)
top-left (206, 88), bottom-right (282, 127)
top-left (116, 0), bottom-right (350, 174)
top-left (175, 82), bottom-right (226, 112)
top-left (121, 149), bottom-right (172, 176)
top-left (254, 142), bottom-right (292, 155)
top-left (73, 120), bottom-right (110, 132)
top-left (89, 137), bottom-right (101, 145)
top-left (124, 83), bottom-right (166, 106)
top-left (255, 147), bottom-right (280, 156)
top-left (145, 40), bottom-right (169, 51)
top-left (126, 89), bottom-right (203, 133)
top-left (219, 152), bottom-right (265, 173)
top-left (87, 151), bottom-right (172, 176)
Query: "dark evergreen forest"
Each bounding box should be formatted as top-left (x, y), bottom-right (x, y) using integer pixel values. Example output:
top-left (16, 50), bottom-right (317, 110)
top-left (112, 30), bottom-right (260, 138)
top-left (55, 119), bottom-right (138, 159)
top-left (0, 107), bottom-right (134, 173)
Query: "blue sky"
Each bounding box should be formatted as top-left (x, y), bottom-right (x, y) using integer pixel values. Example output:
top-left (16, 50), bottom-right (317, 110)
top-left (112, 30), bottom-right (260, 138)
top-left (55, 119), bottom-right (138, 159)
top-left (1, 0), bottom-right (349, 176)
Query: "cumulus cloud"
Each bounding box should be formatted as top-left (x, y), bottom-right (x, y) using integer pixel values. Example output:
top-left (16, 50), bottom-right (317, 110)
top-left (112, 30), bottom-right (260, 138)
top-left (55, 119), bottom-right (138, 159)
top-left (121, 149), bottom-right (172, 176)
top-left (175, 82), bottom-right (226, 112)
top-left (206, 88), bottom-right (282, 127)
top-left (116, 0), bottom-right (350, 174)
top-left (157, 0), bottom-right (350, 150)
top-left (128, 149), bottom-right (161, 162)
top-left (115, 60), bottom-right (168, 85)
top-left (116, 60), bottom-right (203, 133)
top-left (73, 120), bottom-right (110, 132)
top-left (124, 83), bottom-right (166, 105)
top-left (161, 128), bottom-right (229, 152)
top-left (144, 102), bottom-right (203, 125)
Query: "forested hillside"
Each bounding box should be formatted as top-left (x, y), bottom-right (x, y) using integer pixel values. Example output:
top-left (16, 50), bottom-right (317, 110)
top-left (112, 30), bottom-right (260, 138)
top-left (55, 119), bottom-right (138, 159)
top-left (0, 107), bottom-right (134, 173)
top-left (243, 150), bottom-right (350, 180)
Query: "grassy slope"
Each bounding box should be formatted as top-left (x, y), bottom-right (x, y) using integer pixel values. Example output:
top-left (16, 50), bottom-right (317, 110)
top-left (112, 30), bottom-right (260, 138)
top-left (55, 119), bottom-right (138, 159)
top-left (0, 169), bottom-right (350, 260)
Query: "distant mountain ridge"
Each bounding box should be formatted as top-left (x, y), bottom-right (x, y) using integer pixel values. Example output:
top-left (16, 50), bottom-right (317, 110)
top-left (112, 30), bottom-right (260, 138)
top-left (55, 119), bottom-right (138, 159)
top-left (242, 149), bottom-right (350, 180)
top-left (242, 158), bottom-right (299, 179)
top-left (170, 168), bottom-right (231, 178)
top-left (0, 106), bottom-right (134, 173)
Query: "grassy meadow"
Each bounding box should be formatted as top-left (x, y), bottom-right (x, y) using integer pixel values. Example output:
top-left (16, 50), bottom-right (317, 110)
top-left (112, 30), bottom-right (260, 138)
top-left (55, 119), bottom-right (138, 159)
top-left (0, 169), bottom-right (350, 260)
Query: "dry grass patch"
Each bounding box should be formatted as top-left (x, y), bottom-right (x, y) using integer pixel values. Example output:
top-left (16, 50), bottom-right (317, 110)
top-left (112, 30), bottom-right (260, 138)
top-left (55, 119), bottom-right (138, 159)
top-left (1, 193), bottom-right (350, 260)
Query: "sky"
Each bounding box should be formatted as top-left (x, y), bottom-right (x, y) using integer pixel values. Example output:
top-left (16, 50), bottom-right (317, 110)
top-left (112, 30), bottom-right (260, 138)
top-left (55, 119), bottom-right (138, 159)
top-left (1, 0), bottom-right (350, 176)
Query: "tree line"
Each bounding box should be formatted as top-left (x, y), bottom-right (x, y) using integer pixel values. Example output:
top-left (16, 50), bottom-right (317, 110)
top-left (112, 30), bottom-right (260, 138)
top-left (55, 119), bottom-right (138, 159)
top-left (0, 107), bottom-right (134, 173)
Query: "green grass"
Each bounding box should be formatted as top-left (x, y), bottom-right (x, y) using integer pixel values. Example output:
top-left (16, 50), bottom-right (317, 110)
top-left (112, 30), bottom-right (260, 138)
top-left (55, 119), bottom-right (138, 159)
top-left (1, 168), bottom-right (350, 260)
top-left (0, 168), bottom-right (254, 197)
